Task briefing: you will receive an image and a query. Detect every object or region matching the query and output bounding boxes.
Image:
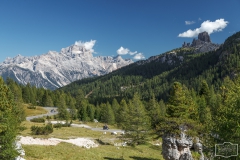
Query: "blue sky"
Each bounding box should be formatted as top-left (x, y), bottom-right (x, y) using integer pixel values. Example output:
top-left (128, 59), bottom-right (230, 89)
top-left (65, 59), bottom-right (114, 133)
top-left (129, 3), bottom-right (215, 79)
top-left (0, 0), bottom-right (239, 62)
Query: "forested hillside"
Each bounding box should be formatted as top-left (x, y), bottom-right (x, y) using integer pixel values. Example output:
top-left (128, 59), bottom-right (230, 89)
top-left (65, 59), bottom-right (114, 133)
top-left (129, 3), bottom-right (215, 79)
top-left (60, 32), bottom-right (240, 104)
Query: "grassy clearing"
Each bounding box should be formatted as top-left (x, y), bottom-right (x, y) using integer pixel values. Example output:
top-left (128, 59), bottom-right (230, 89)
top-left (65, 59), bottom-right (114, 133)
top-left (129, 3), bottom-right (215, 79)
top-left (20, 121), bottom-right (112, 139)
top-left (23, 104), bottom-right (48, 116)
top-left (20, 121), bottom-right (163, 159)
top-left (22, 142), bottom-right (163, 160)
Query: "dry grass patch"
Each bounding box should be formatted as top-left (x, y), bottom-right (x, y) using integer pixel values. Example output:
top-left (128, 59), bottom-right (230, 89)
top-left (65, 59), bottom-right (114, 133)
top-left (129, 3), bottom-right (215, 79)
top-left (23, 104), bottom-right (48, 116)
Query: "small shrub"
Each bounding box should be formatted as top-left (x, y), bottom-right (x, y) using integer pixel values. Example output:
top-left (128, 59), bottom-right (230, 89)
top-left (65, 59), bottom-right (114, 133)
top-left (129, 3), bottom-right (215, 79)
top-left (27, 106), bottom-right (36, 109)
top-left (19, 126), bottom-right (27, 131)
top-left (53, 121), bottom-right (72, 128)
top-left (30, 117), bottom-right (45, 123)
top-left (53, 123), bottom-right (62, 128)
top-left (31, 123), bottom-right (53, 135)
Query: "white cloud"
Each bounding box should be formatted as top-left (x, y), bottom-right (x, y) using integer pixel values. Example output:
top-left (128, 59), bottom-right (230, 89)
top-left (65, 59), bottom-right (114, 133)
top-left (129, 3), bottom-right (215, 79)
top-left (74, 40), bottom-right (96, 52)
top-left (117, 46), bottom-right (130, 55)
top-left (129, 51), bottom-right (137, 55)
top-left (117, 46), bottom-right (145, 60)
top-left (185, 21), bottom-right (195, 25)
top-left (198, 18), bottom-right (202, 21)
top-left (178, 18), bottom-right (228, 37)
top-left (133, 53), bottom-right (145, 60)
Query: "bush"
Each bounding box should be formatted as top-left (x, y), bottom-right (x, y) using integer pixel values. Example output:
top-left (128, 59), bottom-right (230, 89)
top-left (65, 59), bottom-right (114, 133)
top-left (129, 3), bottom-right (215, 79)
top-left (53, 123), bottom-right (62, 128)
top-left (30, 117), bottom-right (45, 123)
top-left (31, 123), bottom-right (53, 135)
top-left (27, 106), bottom-right (36, 109)
top-left (53, 121), bottom-right (72, 128)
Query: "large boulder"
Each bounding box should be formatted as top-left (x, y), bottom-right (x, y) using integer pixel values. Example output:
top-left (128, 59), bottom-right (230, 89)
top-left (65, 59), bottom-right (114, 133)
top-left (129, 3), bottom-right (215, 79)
top-left (162, 132), bottom-right (193, 160)
top-left (161, 126), bottom-right (206, 160)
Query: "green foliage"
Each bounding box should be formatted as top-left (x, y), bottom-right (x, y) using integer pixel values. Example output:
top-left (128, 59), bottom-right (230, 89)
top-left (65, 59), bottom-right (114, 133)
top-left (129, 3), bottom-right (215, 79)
top-left (56, 93), bottom-right (70, 121)
top-left (213, 76), bottom-right (240, 143)
top-left (116, 99), bottom-right (129, 127)
top-left (53, 122), bottom-right (71, 128)
top-left (0, 77), bottom-right (24, 159)
top-left (100, 102), bottom-right (115, 125)
top-left (31, 123), bottom-right (53, 135)
top-left (30, 117), bottom-right (45, 123)
top-left (27, 106), bottom-right (36, 109)
top-left (122, 93), bottom-right (151, 146)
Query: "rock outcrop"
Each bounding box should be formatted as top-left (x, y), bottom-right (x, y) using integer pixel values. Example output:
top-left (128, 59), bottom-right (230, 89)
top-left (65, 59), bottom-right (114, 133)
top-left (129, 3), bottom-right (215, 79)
top-left (162, 126), bottom-right (206, 160)
top-left (198, 31), bottom-right (211, 43)
top-left (182, 31), bottom-right (220, 53)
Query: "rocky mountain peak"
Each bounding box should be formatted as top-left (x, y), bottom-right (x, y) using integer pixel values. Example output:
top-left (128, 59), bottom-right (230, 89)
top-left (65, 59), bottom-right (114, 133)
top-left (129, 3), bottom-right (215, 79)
top-left (182, 31), bottom-right (220, 53)
top-left (198, 31), bottom-right (211, 42)
top-left (0, 43), bottom-right (133, 90)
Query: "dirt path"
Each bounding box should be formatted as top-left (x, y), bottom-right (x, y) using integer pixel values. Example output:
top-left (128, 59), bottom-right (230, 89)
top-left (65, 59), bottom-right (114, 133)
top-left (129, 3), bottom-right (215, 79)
top-left (26, 107), bottom-right (58, 121)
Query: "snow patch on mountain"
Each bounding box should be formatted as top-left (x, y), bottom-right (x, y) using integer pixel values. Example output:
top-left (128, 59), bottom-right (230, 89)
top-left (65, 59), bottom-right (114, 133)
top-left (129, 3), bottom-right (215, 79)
top-left (0, 44), bottom-right (133, 90)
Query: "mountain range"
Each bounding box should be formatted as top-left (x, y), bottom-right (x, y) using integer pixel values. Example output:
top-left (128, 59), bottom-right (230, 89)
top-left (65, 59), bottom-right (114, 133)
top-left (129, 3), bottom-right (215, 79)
top-left (0, 44), bottom-right (133, 90)
top-left (60, 31), bottom-right (240, 103)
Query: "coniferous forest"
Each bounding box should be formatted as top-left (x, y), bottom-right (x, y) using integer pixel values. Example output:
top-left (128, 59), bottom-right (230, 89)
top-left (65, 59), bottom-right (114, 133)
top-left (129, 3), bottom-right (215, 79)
top-left (1, 31), bottom-right (240, 159)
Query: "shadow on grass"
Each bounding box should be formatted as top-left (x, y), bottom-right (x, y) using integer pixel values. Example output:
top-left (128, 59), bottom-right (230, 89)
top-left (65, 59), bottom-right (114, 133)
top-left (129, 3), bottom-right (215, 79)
top-left (129, 156), bottom-right (159, 160)
top-left (104, 156), bottom-right (159, 160)
top-left (103, 157), bottom-right (123, 160)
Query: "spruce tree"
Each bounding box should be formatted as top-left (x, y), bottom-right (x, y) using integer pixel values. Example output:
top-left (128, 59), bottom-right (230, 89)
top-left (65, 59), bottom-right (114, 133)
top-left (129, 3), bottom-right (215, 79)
top-left (116, 99), bottom-right (129, 127)
top-left (147, 95), bottom-right (161, 128)
top-left (0, 77), bottom-right (23, 159)
top-left (122, 93), bottom-right (150, 146)
top-left (56, 93), bottom-right (69, 121)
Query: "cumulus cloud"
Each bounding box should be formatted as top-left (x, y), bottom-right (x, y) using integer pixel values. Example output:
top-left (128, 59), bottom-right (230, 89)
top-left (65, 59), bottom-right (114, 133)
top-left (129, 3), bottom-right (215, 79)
top-left (117, 46), bottom-right (145, 60)
top-left (117, 46), bottom-right (130, 55)
top-left (133, 53), bottom-right (145, 60)
top-left (185, 21), bottom-right (195, 25)
top-left (178, 18), bottom-right (228, 37)
top-left (129, 51), bottom-right (137, 55)
top-left (75, 40), bottom-right (96, 52)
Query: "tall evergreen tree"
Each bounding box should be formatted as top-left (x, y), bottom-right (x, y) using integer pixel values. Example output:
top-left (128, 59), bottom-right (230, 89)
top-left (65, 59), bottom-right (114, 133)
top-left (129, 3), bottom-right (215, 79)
top-left (56, 93), bottom-right (69, 121)
top-left (100, 102), bottom-right (115, 125)
top-left (147, 95), bottom-right (161, 128)
top-left (122, 93), bottom-right (150, 146)
top-left (116, 99), bottom-right (129, 127)
top-left (0, 77), bottom-right (24, 159)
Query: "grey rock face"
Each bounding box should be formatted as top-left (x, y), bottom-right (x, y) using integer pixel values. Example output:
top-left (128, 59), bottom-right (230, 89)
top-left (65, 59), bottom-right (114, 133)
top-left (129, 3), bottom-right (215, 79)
top-left (182, 31), bottom-right (220, 53)
top-left (162, 132), bottom-right (193, 160)
top-left (162, 130), bottom-right (205, 160)
top-left (0, 45), bottom-right (133, 90)
top-left (198, 31), bottom-right (211, 43)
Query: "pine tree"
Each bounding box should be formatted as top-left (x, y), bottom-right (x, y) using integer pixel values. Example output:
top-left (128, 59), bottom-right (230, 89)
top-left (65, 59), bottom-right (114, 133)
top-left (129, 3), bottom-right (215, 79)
top-left (159, 99), bottom-right (166, 117)
top-left (78, 99), bottom-right (88, 121)
top-left (116, 99), bottom-right (129, 127)
top-left (147, 95), bottom-right (161, 128)
top-left (42, 91), bottom-right (54, 107)
top-left (122, 93), bottom-right (150, 146)
top-left (100, 102), bottom-right (115, 125)
top-left (199, 80), bottom-right (210, 104)
top-left (0, 77), bottom-right (24, 159)
top-left (87, 104), bottom-right (95, 122)
top-left (56, 94), bottom-right (69, 121)
top-left (111, 98), bottom-right (120, 119)
top-left (68, 97), bottom-right (77, 120)
top-left (94, 103), bottom-right (101, 121)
